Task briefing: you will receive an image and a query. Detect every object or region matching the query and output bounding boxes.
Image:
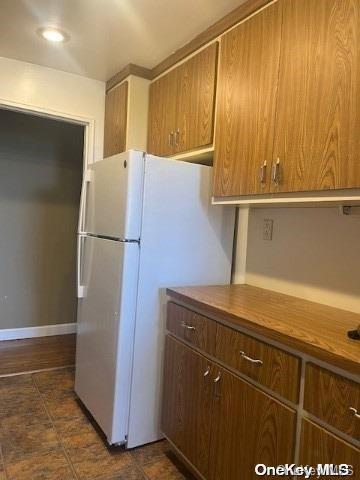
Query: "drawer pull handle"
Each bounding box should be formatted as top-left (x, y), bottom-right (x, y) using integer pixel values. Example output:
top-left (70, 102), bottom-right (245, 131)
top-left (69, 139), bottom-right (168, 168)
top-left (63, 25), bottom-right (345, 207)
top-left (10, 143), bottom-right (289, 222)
top-left (349, 407), bottom-right (360, 419)
top-left (240, 351), bottom-right (263, 365)
top-left (181, 322), bottom-right (196, 331)
top-left (214, 372), bottom-right (222, 383)
top-left (203, 366), bottom-right (211, 378)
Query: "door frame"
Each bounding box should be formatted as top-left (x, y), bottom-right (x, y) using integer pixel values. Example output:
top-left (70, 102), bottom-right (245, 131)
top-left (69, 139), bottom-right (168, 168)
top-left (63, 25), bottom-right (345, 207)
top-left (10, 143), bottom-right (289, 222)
top-left (0, 98), bottom-right (94, 171)
top-left (0, 98), bottom-right (94, 341)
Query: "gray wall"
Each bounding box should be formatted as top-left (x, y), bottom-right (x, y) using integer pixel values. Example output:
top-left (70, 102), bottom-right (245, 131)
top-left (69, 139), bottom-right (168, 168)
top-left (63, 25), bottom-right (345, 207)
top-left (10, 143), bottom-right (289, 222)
top-left (0, 109), bottom-right (83, 329)
top-left (245, 207), bottom-right (360, 314)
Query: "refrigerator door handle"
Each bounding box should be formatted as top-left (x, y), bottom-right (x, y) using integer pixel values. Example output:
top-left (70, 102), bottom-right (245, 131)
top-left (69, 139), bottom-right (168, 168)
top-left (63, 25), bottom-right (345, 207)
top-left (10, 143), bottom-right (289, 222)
top-left (78, 169), bottom-right (93, 234)
top-left (77, 234), bottom-right (87, 299)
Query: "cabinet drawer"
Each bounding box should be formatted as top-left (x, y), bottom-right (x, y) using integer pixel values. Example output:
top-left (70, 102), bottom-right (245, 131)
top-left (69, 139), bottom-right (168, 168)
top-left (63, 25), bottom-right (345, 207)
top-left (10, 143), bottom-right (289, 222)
top-left (304, 364), bottom-right (360, 441)
top-left (215, 323), bottom-right (301, 403)
top-left (167, 302), bottom-right (216, 356)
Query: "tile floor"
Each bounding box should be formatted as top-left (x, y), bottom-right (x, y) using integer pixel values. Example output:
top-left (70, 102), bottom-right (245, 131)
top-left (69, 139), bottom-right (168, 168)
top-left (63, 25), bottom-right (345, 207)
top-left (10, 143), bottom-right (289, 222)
top-left (0, 368), bottom-right (195, 480)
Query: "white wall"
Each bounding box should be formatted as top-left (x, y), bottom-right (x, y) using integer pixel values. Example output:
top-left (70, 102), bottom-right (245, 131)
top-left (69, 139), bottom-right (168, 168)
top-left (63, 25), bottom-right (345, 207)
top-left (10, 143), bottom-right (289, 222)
top-left (242, 207), bottom-right (360, 314)
top-left (0, 56), bottom-right (105, 161)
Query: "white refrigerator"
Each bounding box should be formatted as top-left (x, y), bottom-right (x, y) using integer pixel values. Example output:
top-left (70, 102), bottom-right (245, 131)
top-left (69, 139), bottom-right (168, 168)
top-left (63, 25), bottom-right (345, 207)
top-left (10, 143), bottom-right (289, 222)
top-left (75, 150), bottom-right (235, 448)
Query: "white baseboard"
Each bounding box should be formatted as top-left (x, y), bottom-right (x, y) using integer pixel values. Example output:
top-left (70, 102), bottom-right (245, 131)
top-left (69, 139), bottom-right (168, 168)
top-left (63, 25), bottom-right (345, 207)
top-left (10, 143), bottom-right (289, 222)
top-left (0, 323), bottom-right (77, 341)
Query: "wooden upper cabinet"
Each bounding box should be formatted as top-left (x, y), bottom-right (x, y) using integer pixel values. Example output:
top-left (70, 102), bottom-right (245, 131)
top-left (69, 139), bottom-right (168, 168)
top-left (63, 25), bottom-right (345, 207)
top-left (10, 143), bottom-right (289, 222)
top-left (147, 43), bottom-right (218, 157)
top-left (273, 0), bottom-right (360, 193)
top-left (175, 43), bottom-right (218, 154)
top-left (213, 1), bottom-right (282, 197)
top-left (103, 81), bottom-right (128, 158)
top-left (147, 68), bottom-right (177, 157)
top-left (209, 366), bottom-right (296, 480)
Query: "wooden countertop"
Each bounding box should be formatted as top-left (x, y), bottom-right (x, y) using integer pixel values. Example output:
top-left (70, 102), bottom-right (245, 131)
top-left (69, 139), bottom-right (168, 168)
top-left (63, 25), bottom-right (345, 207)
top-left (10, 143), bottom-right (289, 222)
top-left (167, 284), bottom-right (360, 375)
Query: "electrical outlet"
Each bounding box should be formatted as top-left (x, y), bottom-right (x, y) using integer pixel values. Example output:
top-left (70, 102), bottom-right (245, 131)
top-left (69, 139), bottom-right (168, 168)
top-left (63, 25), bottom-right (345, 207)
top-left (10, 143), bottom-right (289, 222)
top-left (263, 219), bottom-right (273, 241)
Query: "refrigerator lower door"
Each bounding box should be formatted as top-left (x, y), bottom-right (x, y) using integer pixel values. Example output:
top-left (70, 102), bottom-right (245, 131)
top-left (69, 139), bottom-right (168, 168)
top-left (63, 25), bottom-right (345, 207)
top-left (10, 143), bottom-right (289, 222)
top-left (83, 151), bottom-right (144, 240)
top-left (75, 235), bottom-right (140, 445)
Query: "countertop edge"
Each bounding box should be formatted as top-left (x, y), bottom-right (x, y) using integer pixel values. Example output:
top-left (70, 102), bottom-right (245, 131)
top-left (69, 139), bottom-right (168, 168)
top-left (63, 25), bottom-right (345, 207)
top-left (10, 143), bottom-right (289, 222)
top-left (166, 288), bottom-right (360, 376)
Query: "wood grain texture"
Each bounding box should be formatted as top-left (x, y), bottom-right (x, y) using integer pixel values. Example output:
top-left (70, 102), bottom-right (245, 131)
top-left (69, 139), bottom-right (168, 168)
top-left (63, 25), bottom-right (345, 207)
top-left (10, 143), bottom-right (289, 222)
top-left (103, 81), bottom-right (128, 158)
top-left (167, 285), bottom-right (360, 375)
top-left (151, 0), bottom-right (273, 80)
top-left (167, 302), bottom-right (216, 357)
top-left (0, 334), bottom-right (76, 375)
top-left (148, 44), bottom-right (217, 157)
top-left (299, 419), bottom-right (360, 475)
top-left (304, 364), bottom-right (360, 441)
top-left (175, 43), bottom-right (218, 154)
top-left (162, 336), bottom-right (214, 479)
top-left (213, 1), bottom-right (282, 197)
top-left (147, 68), bottom-right (177, 156)
top-left (273, 0), bottom-right (360, 193)
top-left (215, 322), bottom-right (300, 403)
top-left (106, 64), bottom-right (152, 92)
top-left (209, 365), bottom-right (296, 479)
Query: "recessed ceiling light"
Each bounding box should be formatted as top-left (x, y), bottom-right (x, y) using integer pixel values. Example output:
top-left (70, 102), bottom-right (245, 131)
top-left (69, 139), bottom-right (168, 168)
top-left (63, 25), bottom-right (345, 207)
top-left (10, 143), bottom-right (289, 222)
top-left (38, 27), bottom-right (68, 43)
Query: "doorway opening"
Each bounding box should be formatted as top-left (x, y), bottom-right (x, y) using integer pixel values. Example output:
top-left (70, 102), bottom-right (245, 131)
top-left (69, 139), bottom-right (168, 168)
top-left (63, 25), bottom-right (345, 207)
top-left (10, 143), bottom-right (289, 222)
top-left (0, 107), bottom-right (85, 355)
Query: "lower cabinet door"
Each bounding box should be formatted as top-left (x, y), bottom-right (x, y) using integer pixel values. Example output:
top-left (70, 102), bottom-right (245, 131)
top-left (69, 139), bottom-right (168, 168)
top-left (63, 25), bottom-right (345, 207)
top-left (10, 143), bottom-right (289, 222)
top-left (209, 367), bottom-right (297, 480)
top-left (299, 419), bottom-right (360, 477)
top-left (162, 336), bottom-right (214, 478)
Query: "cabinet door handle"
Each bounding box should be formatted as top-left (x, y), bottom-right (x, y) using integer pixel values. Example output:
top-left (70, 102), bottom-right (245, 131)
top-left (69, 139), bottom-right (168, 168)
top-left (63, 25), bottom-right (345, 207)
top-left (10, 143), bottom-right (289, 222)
top-left (213, 372), bottom-right (222, 383)
top-left (349, 407), bottom-right (360, 419)
top-left (174, 128), bottom-right (180, 147)
top-left (272, 158), bottom-right (281, 185)
top-left (203, 366), bottom-right (211, 378)
top-left (168, 131), bottom-right (174, 147)
top-left (240, 351), bottom-right (263, 365)
top-left (181, 322), bottom-right (196, 331)
top-left (259, 160), bottom-right (267, 184)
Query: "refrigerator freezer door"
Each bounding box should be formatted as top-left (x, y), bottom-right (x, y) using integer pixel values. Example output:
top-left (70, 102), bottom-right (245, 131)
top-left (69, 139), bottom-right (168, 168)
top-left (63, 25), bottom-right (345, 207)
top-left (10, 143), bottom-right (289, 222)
top-left (83, 151), bottom-right (144, 239)
top-left (75, 235), bottom-right (140, 445)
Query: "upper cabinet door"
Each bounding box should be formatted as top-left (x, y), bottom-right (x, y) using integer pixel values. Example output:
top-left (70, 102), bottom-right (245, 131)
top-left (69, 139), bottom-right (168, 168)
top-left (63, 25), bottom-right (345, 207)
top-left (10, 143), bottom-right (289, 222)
top-left (213, 2), bottom-right (282, 197)
top-left (147, 69), bottom-right (178, 157)
top-left (103, 81), bottom-right (128, 158)
top-left (272, 0), bottom-right (360, 193)
top-left (147, 44), bottom-right (218, 157)
top-left (175, 43), bottom-right (218, 154)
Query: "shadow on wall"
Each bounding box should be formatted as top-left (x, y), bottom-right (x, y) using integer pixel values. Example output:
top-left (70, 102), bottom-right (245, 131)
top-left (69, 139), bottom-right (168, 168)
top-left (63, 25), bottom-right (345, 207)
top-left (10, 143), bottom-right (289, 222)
top-left (0, 108), bottom-right (84, 330)
top-left (245, 207), bottom-right (360, 313)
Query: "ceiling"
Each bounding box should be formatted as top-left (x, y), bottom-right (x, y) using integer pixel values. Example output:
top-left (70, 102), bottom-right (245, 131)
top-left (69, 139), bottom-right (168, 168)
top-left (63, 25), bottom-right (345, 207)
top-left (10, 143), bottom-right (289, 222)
top-left (0, 0), bottom-right (245, 82)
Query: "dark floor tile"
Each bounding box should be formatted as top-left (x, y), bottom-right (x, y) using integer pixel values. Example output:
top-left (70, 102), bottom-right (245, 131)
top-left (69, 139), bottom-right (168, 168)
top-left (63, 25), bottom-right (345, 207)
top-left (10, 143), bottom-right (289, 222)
top-left (0, 412), bottom-right (59, 462)
top-left (142, 456), bottom-right (194, 480)
top-left (130, 440), bottom-right (169, 466)
top-left (44, 394), bottom-right (95, 438)
top-left (33, 367), bottom-right (75, 398)
top-left (95, 465), bottom-right (146, 480)
top-left (5, 448), bottom-right (75, 480)
top-left (62, 431), bottom-right (134, 480)
top-left (44, 392), bottom-right (83, 418)
top-left (0, 379), bottom-right (45, 419)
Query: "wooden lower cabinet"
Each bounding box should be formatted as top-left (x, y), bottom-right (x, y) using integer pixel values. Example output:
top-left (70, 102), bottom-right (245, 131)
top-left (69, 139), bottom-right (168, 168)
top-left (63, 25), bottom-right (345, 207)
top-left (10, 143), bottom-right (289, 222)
top-left (162, 335), bottom-right (296, 479)
top-left (209, 366), bottom-right (296, 480)
top-left (162, 336), bottom-right (213, 478)
top-left (299, 419), bottom-right (360, 476)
